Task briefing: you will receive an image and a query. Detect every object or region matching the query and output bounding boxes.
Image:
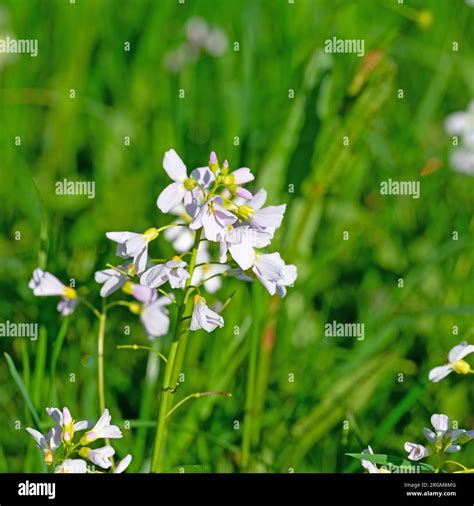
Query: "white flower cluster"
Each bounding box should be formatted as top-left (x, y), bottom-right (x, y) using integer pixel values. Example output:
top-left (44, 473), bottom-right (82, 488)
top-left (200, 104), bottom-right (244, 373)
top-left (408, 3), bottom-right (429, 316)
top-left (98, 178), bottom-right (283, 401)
top-left (360, 340), bottom-right (474, 473)
top-left (97, 149), bottom-right (297, 337)
top-left (26, 408), bottom-right (131, 473)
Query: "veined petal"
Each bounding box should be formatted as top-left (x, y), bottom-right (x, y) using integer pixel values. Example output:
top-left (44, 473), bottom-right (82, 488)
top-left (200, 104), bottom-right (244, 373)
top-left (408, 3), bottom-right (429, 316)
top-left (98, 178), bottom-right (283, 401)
top-left (229, 242), bottom-right (256, 270)
top-left (231, 168), bottom-right (254, 184)
top-left (248, 188), bottom-right (267, 210)
top-left (431, 414), bottom-right (449, 433)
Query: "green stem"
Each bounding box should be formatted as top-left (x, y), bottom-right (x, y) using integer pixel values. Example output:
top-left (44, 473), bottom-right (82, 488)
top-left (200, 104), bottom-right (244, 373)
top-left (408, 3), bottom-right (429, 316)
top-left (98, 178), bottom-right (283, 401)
top-left (98, 301), bottom-right (107, 414)
top-left (165, 391), bottom-right (231, 420)
top-left (117, 344), bottom-right (168, 363)
top-left (241, 284), bottom-right (261, 471)
top-left (150, 230), bottom-right (202, 473)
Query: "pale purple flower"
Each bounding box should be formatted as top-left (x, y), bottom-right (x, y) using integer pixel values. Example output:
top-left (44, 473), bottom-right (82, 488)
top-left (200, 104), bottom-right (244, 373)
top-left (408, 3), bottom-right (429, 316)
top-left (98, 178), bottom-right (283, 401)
top-left (46, 407), bottom-right (90, 444)
top-left (429, 341), bottom-right (474, 382)
top-left (404, 442), bottom-right (430, 461)
top-left (190, 295), bottom-right (224, 333)
top-left (95, 262), bottom-right (135, 297)
top-left (140, 258), bottom-right (190, 289)
top-left (55, 459), bottom-right (88, 474)
top-left (218, 226), bottom-right (271, 270)
top-left (245, 189), bottom-right (286, 237)
top-left (157, 149), bottom-right (214, 213)
top-left (80, 409), bottom-right (122, 444)
top-left (25, 426), bottom-right (62, 465)
top-left (252, 252), bottom-right (297, 297)
top-left (29, 268), bottom-right (80, 315)
top-left (190, 196), bottom-right (237, 241)
top-left (80, 445), bottom-right (115, 469)
top-left (106, 229), bottom-right (159, 274)
top-left (114, 454), bottom-right (132, 473)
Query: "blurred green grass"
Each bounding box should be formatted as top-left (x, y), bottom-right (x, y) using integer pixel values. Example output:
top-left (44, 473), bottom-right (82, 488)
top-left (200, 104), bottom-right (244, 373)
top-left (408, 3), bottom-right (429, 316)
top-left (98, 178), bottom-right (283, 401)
top-left (0, 0), bottom-right (473, 473)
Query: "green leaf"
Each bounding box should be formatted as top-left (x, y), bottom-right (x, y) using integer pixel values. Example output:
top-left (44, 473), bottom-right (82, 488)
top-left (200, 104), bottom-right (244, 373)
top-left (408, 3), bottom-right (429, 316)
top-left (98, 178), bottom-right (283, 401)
top-left (4, 352), bottom-right (41, 428)
top-left (165, 465), bottom-right (209, 474)
top-left (346, 453), bottom-right (434, 472)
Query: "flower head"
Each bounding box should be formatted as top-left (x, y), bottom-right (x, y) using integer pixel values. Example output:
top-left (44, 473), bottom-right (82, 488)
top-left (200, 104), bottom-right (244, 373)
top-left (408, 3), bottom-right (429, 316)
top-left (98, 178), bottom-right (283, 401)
top-left (252, 252), bottom-right (297, 297)
top-left (190, 196), bottom-right (237, 241)
top-left (46, 407), bottom-right (90, 445)
top-left (80, 409), bottom-right (122, 445)
top-left (29, 268), bottom-right (80, 315)
top-left (190, 295), bottom-right (224, 333)
top-left (79, 445), bottom-right (115, 469)
top-left (140, 258), bottom-right (190, 289)
top-left (429, 341), bottom-right (474, 382)
top-left (106, 229), bottom-right (160, 274)
top-left (25, 426), bottom-right (62, 465)
top-left (157, 149), bottom-right (214, 213)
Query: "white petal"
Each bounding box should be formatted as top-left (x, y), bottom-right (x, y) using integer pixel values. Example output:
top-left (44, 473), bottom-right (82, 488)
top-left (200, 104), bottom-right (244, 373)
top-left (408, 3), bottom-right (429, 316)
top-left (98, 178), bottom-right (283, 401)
top-left (428, 365), bottom-right (452, 383)
top-left (248, 188), bottom-right (267, 210)
top-left (449, 342), bottom-right (474, 362)
top-left (106, 231), bottom-right (136, 243)
top-left (423, 427), bottom-right (436, 443)
top-left (229, 242), bottom-right (256, 270)
top-left (163, 149), bottom-right (187, 182)
top-left (157, 182), bottom-right (186, 213)
top-left (114, 454), bottom-right (132, 473)
top-left (431, 414), bottom-right (449, 433)
top-left (445, 112), bottom-right (468, 134)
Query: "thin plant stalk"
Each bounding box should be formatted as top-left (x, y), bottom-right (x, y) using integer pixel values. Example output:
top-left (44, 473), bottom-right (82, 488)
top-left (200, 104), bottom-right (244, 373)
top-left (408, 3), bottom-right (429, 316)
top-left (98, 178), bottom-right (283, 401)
top-left (150, 230), bottom-right (202, 473)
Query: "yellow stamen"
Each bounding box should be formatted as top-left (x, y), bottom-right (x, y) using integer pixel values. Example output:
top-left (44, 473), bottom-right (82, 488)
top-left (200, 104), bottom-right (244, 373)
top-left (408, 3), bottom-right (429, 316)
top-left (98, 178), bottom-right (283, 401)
top-left (194, 295), bottom-right (205, 305)
top-left (63, 287), bottom-right (78, 299)
top-left (237, 204), bottom-right (255, 220)
top-left (144, 227), bottom-right (159, 242)
top-left (44, 449), bottom-right (54, 465)
top-left (452, 359), bottom-right (471, 375)
top-left (127, 263), bottom-right (137, 276)
top-left (183, 178), bottom-right (196, 190)
top-left (122, 281), bottom-right (134, 295)
top-left (129, 302), bottom-right (142, 315)
top-left (172, 255), bottom-right (181, 261)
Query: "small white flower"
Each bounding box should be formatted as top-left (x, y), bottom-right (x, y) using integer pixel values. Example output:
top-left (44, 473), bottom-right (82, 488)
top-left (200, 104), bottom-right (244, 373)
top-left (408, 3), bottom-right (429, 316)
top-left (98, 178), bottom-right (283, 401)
top-left (218, 225), bottom-right (271, 270)
top-left (80, 409), bottom-right (122, 444)
top-left (106, 228), bottom-right (160, 274)
top-left (140, 258), bottom-right (190, 289)
top-left (55, 459), bottom-right (88, 474)
top-left (80, 445), bottom-right (115, 469)
top-left (114, 454), bottom-right (132, 473)
top-left (190, 295), bottom-right (224, 333)
top-left (361, 446), bottom-right (390, 474)
top-left (25, 426), bottom-right (62, 465)
top-left (404, 442), bottom-right (430, 461)
top-left (252, 252), bottom-right (297, 297)
top-left (245, 189), bottom-right (286, 237)
top-left (190, 196), bottom-right (237, 242)
top-left (29, 268), bottom-right (80, 315)
top-left (428, 341), bottom-right (474, 382)
top-left (46, 406), bottom-right (90, 445)
top-left (157, 149), bottom-right (214, 213)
